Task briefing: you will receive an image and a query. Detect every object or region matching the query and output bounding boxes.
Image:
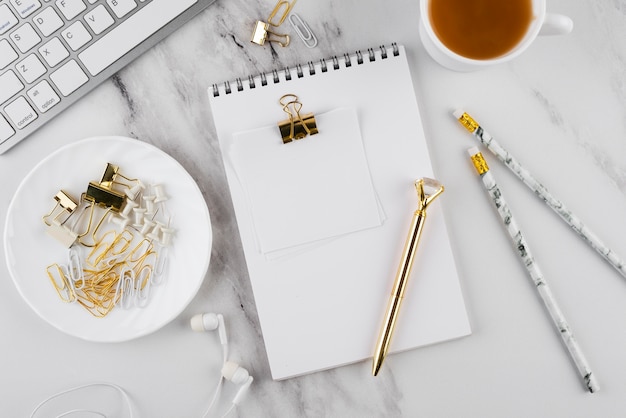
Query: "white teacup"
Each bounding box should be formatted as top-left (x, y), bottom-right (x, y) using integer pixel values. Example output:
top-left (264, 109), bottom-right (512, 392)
top-left (419, 0), bottom-right (573, 72)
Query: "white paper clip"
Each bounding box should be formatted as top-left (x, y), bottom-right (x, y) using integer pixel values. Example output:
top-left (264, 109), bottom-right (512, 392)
top-left (288, 14), bottom-right (317, 48)
top-left (151, 248), bottom-right (168, 286)
top-left (115, 267), bottom-right (136, 310)
top-left (67, 246), bottom-right (85, 290)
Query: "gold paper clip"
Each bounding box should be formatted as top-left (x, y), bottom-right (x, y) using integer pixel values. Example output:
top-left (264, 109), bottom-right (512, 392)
top-left (251, 21), bottom-right (290, 47)
top-left (268, 0), bottom-right (297, 26)
top-left (278, 94), bottom-right (318, 143)
top-left (46, 263), bottom-right (76, 303)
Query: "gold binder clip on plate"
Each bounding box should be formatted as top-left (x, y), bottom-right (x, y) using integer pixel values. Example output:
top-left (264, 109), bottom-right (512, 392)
top-left (99, 162), bottom-right (139, 190)
top-left (278, 94), bottom-right (318, 143)
top-left (85, 182), bottom-right (126, 211)
top-left (100, 162), bottom-right (119, 189)
top-left (42, 190), bottom-right (78, 226)
top-left (251, 0), bottom-right (297, 47)
top-left (42, 191), bottom-right (80, 247)
top-left (83, 163), bottom-right (130, 212)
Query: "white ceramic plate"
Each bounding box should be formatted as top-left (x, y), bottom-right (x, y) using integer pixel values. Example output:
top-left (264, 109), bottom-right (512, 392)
top-left (4, 136), bottom-right (212, 342)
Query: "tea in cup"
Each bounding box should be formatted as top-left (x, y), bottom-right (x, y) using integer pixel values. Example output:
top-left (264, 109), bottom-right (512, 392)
top-left (419, 0), bottom-right (573, 71)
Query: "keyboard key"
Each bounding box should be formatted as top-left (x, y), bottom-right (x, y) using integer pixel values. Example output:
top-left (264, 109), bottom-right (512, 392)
top-left (61, 21), bottom-right (92, 51)
top-left (106, 0), bottom-right (137, 18)
top-left (0, 114), bottom-right (15, 144)
top-left (16, 53), bottom-right (47, 83)
top-left (27, 80), bottom-right (60, 112)
top-left (10, 0), bottom-right (41, 18)
top-left (50, 59), bottom-right (87, 96)
top-left (84, 4), bottom-right (114, 35)
top-left (55, 0), bottom-right (86, 20)
top-left (10, 23), bottom-right (41, 53)
top-left (33, 7), bottom-right (64, 37)
top-left (39, 37), bottom-right (69, 67)
top-left (0, 39), bottom-right (19, 70)
top-left (0, 70), bottom-right (24, 104)
top-left (79, 0), bottom-right (197, 76)
top-left (0, 4), bottom-right (19, 35)
top-left (4, 96), bottom-right (37, 129)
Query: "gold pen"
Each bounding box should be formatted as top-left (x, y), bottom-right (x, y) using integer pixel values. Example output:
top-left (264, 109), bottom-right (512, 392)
top-left (372, 178), bottom-right (444, 376)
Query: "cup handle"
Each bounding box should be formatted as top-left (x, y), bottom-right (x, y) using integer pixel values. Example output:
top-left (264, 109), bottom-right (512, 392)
top-left (539, 13), bottom-right (573, 36)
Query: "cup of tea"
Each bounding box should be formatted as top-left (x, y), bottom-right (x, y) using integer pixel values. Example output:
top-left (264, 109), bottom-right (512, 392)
top-left (419, 0), bottom-right (573, 71)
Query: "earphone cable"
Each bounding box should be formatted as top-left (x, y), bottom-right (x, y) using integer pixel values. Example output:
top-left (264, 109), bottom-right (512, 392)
top-left (202, 340), bottom-right (229, 418)
top-left (29, 382), bottom-right (134, 418)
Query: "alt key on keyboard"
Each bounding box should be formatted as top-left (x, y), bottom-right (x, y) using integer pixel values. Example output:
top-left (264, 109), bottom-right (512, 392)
top-left (0, 114), bottom-right (15, 143)
top-left (28, 80), bottom-right (60, 113)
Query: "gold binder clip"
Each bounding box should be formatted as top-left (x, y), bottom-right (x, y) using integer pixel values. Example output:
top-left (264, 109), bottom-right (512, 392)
top-left (99, 162), bottom-right (139, 190)
top-left (84, 182), bottom-right (126, 211)
top-left (278, 94), bottom-right (318, 143)
top-left (43, 191), bottom-right (80, 247)
top-left (83, 163), bottom-right (132, 211)
top-left (251, 21), bottom-right (290, 47)
top-left (100, 162), bottom-right (119, 189)
top-left (251, 0), bottom-right (297, 47)
top-left (43, 190), bottom-right (79, 226)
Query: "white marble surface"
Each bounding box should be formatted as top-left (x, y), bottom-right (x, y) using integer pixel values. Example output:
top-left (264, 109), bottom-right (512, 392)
top-left (2, 0), bottom-right (626, 416)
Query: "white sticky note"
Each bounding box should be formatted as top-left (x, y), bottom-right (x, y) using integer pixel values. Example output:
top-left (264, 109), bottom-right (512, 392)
top-left (228, 107), bottom-right (383, 254)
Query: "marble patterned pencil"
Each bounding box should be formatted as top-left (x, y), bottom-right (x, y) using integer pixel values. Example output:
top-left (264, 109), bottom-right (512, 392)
top-left (468, 147), bottom-right (600, 393)
top-left (455, 110), bottom-right (626, 281)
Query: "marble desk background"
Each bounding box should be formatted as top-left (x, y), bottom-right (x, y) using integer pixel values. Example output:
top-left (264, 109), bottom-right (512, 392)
top-left (2, 0), bottom-right (626, 416)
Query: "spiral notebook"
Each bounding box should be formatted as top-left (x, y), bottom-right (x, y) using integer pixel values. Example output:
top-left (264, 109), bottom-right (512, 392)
top-left (207, 44), bottom-right (471, 380)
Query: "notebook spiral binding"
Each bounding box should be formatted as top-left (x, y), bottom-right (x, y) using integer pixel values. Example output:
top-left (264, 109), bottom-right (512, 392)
top-left (211, 43), bottom-right (400, 97)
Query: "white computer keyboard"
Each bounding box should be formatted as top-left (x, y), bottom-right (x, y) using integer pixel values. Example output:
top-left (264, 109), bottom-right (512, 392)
top-left (0, 0), bottom-right (215, 154)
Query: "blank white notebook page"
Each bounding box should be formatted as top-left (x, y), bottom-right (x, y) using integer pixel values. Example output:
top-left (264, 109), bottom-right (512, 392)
top-left (208, 44), bottom-right (471, 380)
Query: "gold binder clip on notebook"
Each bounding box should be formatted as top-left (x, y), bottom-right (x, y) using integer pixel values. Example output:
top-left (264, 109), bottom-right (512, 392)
top-left (278, 94), bottom-right (318, 143)
top-left (251, 0), bottom-right (297, 47)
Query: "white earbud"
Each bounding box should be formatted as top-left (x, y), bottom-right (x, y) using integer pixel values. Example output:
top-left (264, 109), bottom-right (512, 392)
top-left (222, 361), bottom-right (253, 406)
top-left (190, 312), bottom-right (228, 347)
top-left (232, 376), bottom-right (253, 406)
top-left (192, 314), bottom-right (253, 417)
top-left (222, 361), bottom-right (249, 385)
top-left (190, 312), bottom-right (218, 331)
